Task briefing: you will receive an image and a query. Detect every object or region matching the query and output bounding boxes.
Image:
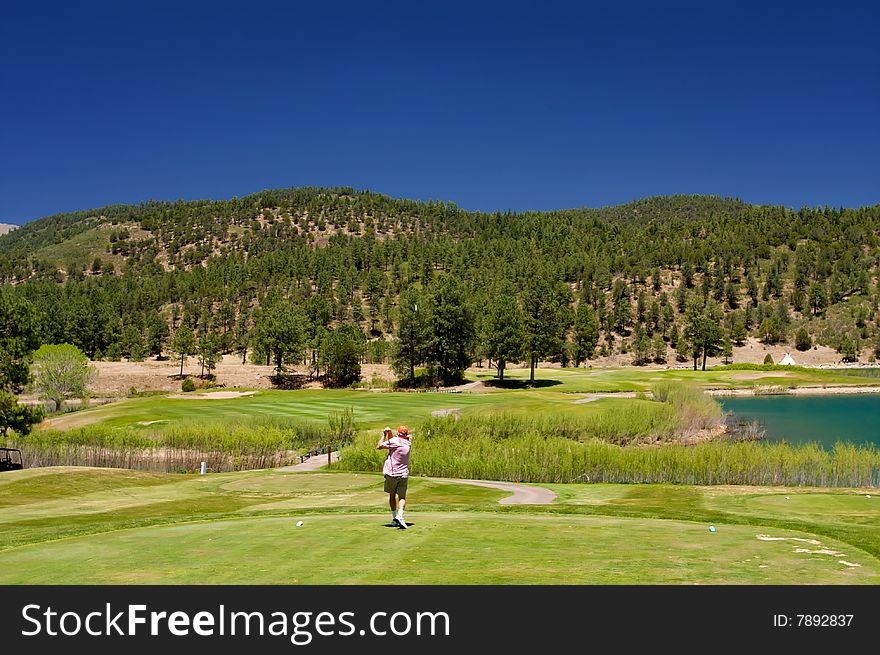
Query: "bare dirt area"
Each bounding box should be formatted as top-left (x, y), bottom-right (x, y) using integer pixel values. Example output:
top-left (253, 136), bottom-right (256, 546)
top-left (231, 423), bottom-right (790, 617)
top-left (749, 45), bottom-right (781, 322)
top-left (714, 338), bottom-right (845, 367)
top-left (89, 356), bottom-right (396, 396)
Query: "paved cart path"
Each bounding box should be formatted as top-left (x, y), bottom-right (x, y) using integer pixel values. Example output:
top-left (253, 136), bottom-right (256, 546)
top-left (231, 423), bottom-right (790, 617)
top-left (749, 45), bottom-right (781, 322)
top-left (275, 453), bottom-right (556, 505)
top-left (432, 478), bottom-right (557, 505)
top-left (276, 451), bottom-right (339, 472)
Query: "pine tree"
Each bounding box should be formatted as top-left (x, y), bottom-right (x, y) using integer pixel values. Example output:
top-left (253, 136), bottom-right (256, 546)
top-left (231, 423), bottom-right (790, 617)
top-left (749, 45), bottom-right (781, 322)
top-left (170, 325), bottom-right (196, 376)
top-left (252, 301), bottom-right (306, 374)
top-left (573, 303), bottom-right (599, 366)
top-left (483, 289), bottom-right (525, 381)
top-left (684, 296), bottom-right (724, 371)
top-left (522, 275), bottom-right (572, 384)
top-left (425, 276), bottom-right (475, 385)
top-left (196, 330), bottom-right (222, 377)
top-left (392, 287), bottom-right (428, 386)
top-left (321, 323), bottom-right (365, 387)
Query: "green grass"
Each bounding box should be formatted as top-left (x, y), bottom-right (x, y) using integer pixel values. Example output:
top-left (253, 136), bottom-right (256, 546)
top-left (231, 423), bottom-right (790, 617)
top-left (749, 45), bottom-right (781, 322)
top-left (35, 224), bottom-right (126, 271)
top-left (46, 389), bottom-right (521, 431)
top-left (468, 364), bottom-right (877, 392)
top-left (0, 467), bottom-right (878, 584)
top-left (43, 365), bottom-right (875, 435)
top-left (43, 386), bottom-right (672, 437)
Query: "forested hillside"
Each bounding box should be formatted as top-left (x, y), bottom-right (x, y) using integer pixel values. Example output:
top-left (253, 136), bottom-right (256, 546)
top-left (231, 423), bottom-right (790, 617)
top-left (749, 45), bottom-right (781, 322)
top-left (1, 187), bottom-right (878, 384)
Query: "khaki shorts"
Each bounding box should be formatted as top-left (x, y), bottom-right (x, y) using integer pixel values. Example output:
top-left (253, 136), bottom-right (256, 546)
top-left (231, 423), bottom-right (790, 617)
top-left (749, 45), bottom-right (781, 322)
top-left (384, 475), bottom-right (408, 499)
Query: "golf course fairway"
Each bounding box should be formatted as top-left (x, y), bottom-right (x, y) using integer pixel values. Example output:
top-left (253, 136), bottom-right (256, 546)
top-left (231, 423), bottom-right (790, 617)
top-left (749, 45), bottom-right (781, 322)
top-left (1, 467), bottom-right (878, 584)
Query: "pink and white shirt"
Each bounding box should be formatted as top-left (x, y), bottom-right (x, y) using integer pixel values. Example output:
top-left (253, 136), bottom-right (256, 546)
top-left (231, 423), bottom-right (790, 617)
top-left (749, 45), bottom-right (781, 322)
top-left (379, 436), bottom-right (411, 477)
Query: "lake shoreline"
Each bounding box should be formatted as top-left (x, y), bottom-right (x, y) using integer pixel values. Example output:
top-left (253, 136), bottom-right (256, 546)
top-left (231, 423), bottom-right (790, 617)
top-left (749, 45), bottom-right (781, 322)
top-left (708, 385), bottom-right (880, 397)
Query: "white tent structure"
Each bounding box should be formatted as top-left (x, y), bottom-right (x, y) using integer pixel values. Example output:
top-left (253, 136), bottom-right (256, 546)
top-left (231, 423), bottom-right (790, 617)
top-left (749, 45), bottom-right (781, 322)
top-left (779, 352), bottom-right (796, 366)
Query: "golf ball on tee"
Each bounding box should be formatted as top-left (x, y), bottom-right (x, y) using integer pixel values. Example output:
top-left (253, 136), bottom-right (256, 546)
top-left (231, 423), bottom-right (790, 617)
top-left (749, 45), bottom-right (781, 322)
top-left (709, 526), bottom-right (716, 533)
top-left (295, 521), bottom-right (304, 527)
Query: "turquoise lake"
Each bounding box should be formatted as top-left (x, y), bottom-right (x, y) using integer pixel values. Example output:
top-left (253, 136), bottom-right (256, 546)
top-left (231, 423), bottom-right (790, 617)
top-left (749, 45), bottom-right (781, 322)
top-left (722, 394), bottom-right (880, 449)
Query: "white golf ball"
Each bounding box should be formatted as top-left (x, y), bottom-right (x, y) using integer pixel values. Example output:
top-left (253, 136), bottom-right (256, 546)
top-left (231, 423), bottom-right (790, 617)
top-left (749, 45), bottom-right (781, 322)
top-left (295, 521), bottom-right (304, 527)
top-left (709, 526), bottom-right (716, 533)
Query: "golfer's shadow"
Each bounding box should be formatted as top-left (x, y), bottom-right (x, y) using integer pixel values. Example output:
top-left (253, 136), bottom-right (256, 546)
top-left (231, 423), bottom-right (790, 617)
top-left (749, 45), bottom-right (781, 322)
top-left (384, 522), bottom-right (416, 528)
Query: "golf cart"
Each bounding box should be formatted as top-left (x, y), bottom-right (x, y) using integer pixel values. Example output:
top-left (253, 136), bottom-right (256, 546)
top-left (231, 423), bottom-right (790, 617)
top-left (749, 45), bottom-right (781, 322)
top-left (0, 448), bottom-right (23, 472)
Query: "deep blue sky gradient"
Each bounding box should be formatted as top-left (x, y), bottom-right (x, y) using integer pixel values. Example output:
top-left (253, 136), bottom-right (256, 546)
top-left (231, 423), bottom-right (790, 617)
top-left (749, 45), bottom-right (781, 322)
top-left (1, 1), bottom-right (878, 225)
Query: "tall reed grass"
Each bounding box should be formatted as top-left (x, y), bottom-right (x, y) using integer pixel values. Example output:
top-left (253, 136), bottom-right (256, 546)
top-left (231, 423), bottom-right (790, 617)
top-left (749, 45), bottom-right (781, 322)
top-left (12, 416), bottom-right (339, 472)
top-left (335, 386), bottom-right (874, 487)
top-left (336, 432), bottom-right (880, 488)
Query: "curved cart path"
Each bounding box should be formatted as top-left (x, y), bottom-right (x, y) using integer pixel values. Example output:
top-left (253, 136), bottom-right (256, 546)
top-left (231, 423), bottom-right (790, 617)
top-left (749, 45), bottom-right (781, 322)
top-left (276, 451), bottom-right (339, 472)
top-left (275, 453), bottom-right (556, 505)
top-left (433, 478), bottom-right (557, 504)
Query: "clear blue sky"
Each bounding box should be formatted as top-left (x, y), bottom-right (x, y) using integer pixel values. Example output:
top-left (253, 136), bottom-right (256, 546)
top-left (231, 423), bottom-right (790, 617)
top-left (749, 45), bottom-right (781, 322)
top-left (2, 1), bottom-right (878, 225)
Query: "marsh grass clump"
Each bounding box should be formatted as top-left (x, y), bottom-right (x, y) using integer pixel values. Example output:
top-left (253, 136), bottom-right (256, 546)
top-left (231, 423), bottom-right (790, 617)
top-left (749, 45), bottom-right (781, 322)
top-left (752, 385), bottom-right (789, 396)
top-left (328, 408), bottom-right (357, 443)
top-left (724, 420), bottom-right (766, 443)
top-left (650, 382), bottom-right (723, 433)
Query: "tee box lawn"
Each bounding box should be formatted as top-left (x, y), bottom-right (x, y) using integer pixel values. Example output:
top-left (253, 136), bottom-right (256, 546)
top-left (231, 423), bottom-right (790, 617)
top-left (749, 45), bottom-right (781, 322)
top-left (0, 467), bottom-right (878, 584)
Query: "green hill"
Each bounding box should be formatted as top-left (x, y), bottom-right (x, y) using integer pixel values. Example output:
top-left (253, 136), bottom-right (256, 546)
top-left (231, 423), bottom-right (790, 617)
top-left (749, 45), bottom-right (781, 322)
top-left (0, 187), bottom-right (877, 368)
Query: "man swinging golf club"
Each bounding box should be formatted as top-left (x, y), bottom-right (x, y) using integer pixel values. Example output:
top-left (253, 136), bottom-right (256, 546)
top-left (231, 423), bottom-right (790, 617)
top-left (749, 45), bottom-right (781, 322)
top-left (377, 425), bottom-right (411, 529)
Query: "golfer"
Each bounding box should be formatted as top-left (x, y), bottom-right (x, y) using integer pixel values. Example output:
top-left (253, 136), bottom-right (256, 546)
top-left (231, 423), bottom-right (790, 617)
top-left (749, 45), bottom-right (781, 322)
top-left (377, 425), bottom-right (411, 529)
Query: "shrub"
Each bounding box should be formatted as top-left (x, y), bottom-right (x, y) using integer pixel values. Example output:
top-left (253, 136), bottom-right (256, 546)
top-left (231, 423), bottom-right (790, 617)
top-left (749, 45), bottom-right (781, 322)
top-left (30, 344), bottom-right (96, 408)
top-left (181, 377), bottom-right (196, 392)
top-left (0, 390), bottom-right (44, 438)
top-left (795, 328), bottom-right (812, 352)
top-left (763, 353), bottom-right (774, 365)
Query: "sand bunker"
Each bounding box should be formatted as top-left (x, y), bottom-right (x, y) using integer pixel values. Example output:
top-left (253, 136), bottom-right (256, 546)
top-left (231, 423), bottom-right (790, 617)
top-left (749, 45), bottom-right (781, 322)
top-left (571, 392), bottom-right (638, 404)
top-left (729, 372), bottom-right (794, 380)
top-left (167, 391), bottom-right (257, 400)
top-left (431, 408), bottom-right (461, 417)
